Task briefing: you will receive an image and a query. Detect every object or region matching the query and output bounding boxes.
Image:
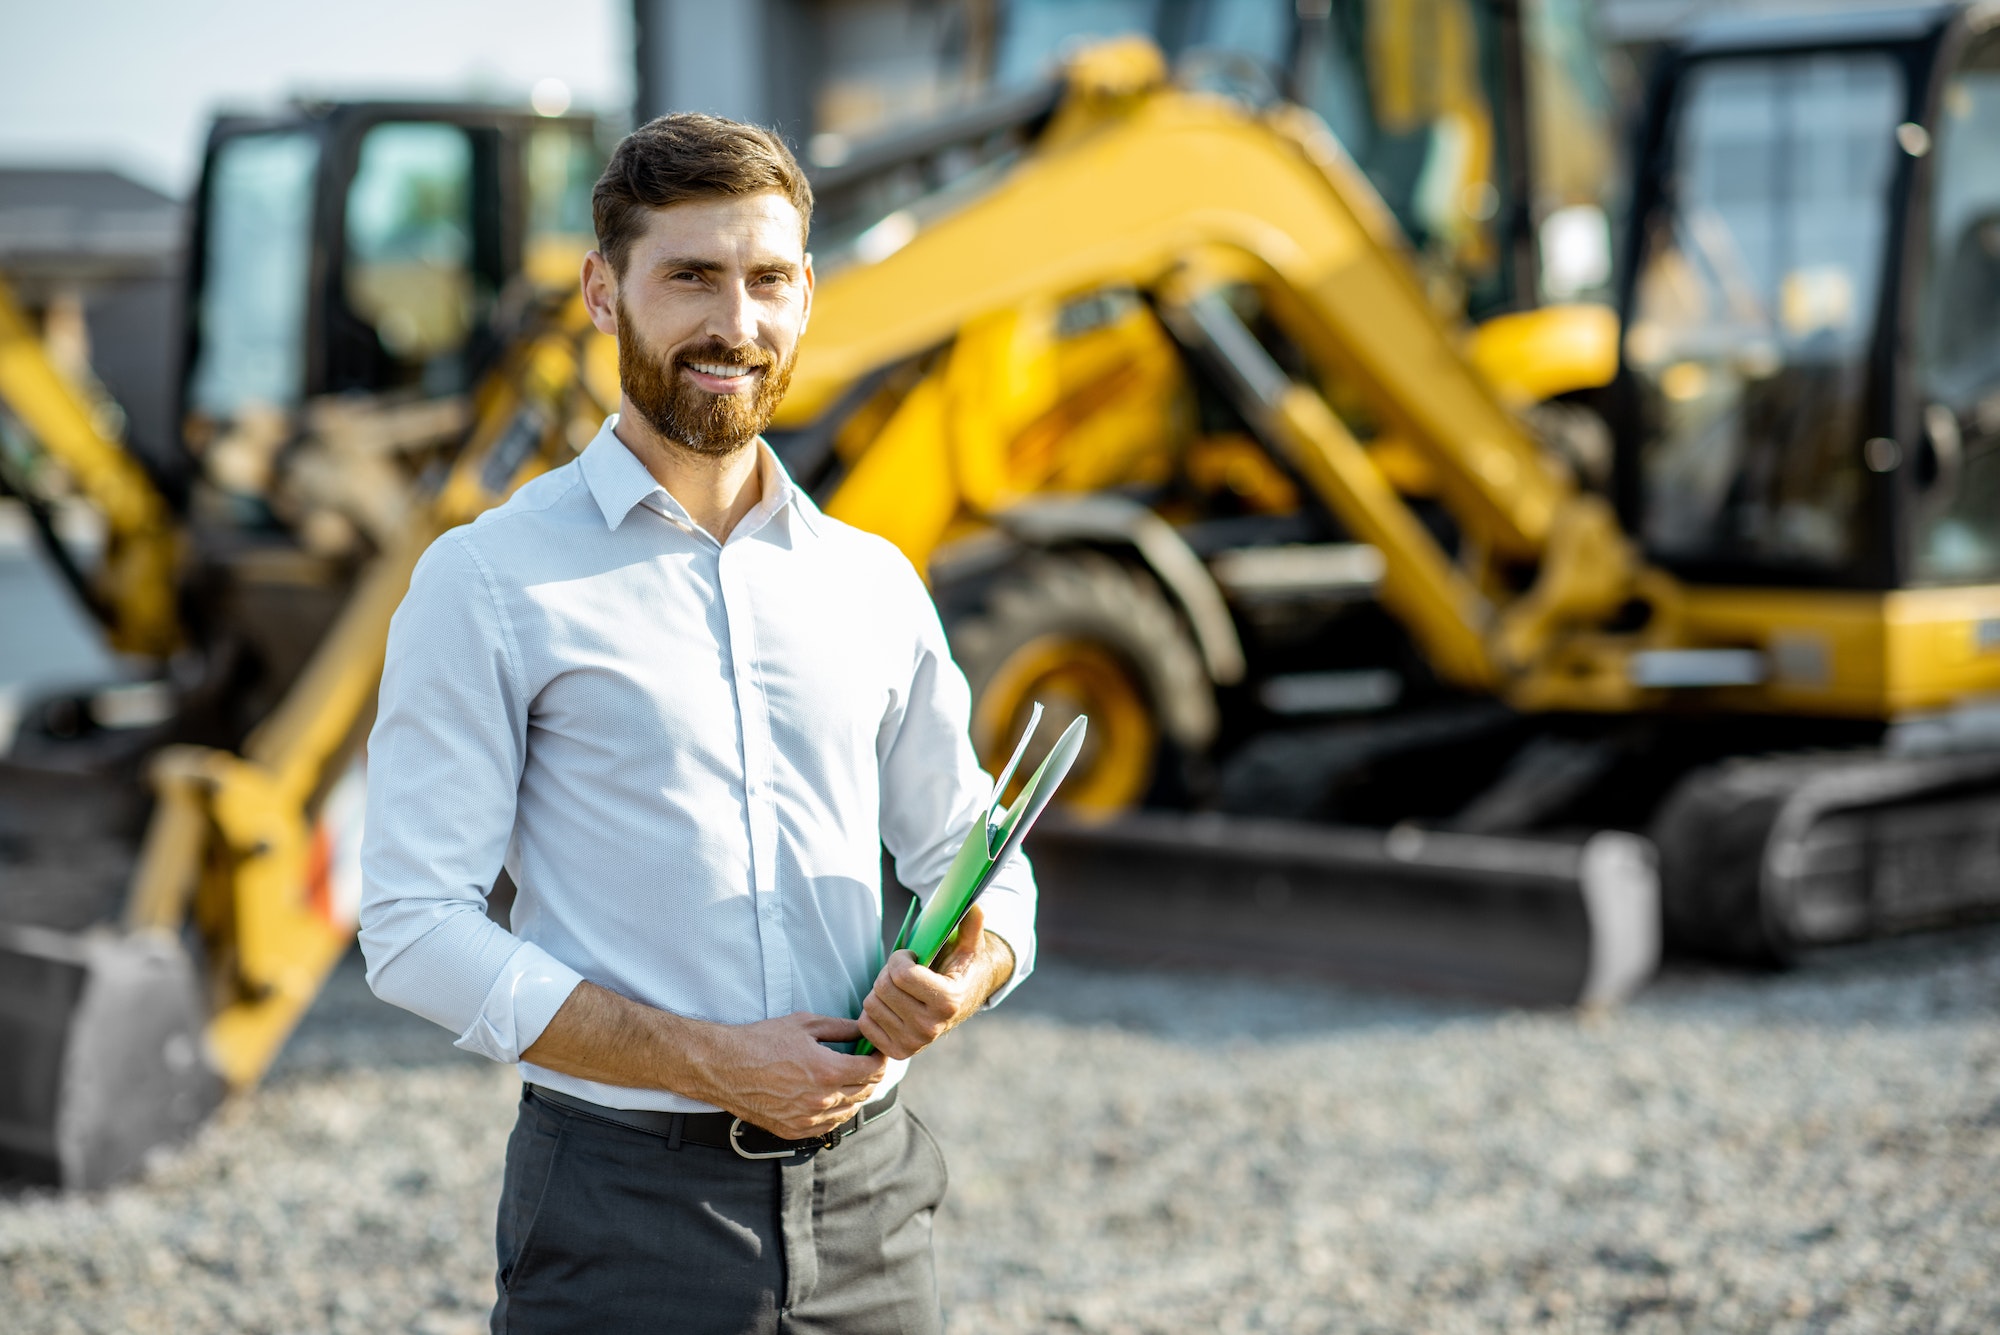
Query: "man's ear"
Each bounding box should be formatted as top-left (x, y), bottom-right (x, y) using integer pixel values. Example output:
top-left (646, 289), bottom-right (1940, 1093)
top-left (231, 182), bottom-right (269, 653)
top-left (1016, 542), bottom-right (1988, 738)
top-left (798, 252), bottom-right (815, 337)
top-left (580, 250), bottom-right (621, 338)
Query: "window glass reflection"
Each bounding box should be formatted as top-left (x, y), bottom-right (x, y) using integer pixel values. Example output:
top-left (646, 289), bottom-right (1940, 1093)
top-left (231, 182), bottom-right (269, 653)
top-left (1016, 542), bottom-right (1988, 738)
top-left (525, 125), bottom-right (603, 288)
top-left (344, 123), bottom-right (475, 388)
top-left (1627, 54), bottom-right (1902, 572)
top-left (189, 131), bottom-right (319, 418)
top-left (1914, 32), bottom-right (2000, 583)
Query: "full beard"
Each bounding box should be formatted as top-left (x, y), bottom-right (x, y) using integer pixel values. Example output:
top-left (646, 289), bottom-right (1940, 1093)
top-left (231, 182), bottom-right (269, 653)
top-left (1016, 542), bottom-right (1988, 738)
top-left (615, 300), bottom-right (795, 458)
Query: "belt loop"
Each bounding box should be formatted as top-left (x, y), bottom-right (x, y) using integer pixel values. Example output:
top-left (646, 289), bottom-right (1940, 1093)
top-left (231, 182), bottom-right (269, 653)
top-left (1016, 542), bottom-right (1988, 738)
top-left (667, 1113), bottom-right (685, 1152)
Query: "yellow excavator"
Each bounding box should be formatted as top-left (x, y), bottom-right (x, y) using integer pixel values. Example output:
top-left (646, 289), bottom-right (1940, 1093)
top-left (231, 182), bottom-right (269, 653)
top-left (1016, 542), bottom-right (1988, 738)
top-left (0, 101), bottom-right (609, 1187)
top-left (6, 3), bottom-right (2000, 1188)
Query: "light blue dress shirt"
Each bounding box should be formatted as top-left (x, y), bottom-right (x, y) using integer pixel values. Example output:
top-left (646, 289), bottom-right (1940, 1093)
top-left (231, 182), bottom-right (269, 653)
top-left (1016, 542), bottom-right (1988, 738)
top-left (358, 418), bottom-right (1037, 1112)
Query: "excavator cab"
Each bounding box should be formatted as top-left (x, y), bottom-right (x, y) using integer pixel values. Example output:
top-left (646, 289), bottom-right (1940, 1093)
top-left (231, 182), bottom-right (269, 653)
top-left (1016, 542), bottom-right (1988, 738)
top-left (179, 102), bottom-right (600, 538)
top-left (1607, 5), bottom-right (2000, 960)
top-left (1617, 4), bottom-right (2000, 596)
top-left (184, 104), bottom-right (600, 453)
top-left (6, 103), bottom-right (602, 769)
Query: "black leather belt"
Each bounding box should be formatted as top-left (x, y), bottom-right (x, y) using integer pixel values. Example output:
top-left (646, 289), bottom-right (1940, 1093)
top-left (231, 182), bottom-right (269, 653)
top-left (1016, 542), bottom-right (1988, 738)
top-left (527, 1083), bottom-right (899, 1159)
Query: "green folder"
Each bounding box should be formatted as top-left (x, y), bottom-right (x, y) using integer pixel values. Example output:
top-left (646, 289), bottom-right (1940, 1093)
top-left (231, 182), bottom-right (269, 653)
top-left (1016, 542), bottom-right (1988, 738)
top-left (854, 704), bottom-right (1088, 1057)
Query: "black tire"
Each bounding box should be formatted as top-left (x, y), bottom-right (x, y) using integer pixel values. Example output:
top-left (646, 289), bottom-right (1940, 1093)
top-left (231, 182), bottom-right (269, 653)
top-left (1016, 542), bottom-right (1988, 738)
top-left (944, 550), bottom-right (1215, 814)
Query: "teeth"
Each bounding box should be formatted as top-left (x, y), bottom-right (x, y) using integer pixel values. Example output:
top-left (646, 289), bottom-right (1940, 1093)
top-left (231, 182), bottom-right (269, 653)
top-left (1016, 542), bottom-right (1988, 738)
top-left (689, 361), bottom-right (755, 378)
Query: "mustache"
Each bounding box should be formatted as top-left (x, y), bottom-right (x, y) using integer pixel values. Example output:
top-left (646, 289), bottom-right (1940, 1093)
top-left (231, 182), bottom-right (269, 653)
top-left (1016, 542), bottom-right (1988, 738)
top-left (673, 341), bottom-right (777, 372)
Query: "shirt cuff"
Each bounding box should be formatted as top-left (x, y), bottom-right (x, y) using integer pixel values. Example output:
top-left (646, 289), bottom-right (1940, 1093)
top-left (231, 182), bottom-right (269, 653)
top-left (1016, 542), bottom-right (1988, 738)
top-left (452, 939), bottom-right (586, 1064)
top-left (972, 887), bottom-right (1036, 1009)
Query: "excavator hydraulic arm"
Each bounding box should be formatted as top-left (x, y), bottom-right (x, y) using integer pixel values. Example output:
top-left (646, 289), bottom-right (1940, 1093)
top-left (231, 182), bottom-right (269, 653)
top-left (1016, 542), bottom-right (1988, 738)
top-left (0, 275), bottom-right (180, 657)
top-left (781, 46), bottom-right (1643, 704)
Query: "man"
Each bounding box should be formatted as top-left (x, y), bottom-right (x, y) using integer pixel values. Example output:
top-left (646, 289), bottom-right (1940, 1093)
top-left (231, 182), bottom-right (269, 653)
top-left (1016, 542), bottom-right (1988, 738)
top-left (358, 112), bottom-right (1034, 1334)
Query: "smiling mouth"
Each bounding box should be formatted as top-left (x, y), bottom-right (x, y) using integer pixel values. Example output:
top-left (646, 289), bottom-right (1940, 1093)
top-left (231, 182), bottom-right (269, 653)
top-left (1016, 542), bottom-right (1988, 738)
top-left (684, 360), bottom-right (761, 383)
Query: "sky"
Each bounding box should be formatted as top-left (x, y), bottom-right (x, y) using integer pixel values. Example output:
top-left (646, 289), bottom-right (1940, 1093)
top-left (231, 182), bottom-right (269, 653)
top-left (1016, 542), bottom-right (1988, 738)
top-left (0, 0), bottom-right (632, 198)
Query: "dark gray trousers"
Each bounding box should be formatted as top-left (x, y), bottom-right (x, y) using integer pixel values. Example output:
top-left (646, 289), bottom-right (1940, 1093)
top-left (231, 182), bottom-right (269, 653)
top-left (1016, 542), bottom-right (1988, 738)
top-left (491, 1088), bottom-right (948, 1334)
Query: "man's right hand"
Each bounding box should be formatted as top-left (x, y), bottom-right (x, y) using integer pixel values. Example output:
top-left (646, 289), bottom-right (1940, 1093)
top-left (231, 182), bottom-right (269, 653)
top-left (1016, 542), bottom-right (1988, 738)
top-left (522, 984), bottom-right (888, 1142)
top-left (687, 1012), bottom-right (889, 1141)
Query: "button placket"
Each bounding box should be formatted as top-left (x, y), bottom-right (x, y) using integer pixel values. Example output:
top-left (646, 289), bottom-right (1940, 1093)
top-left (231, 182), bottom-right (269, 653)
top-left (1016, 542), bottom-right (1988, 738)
top-left (718, 543), bottom-right (790, 1018)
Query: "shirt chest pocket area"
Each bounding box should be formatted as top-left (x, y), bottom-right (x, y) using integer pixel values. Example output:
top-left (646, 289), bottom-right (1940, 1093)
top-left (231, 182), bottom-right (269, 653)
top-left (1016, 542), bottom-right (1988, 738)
top-left (750, 575), bottom-right (904, 757)
top-left (527, 602), bottom-right (739, 756)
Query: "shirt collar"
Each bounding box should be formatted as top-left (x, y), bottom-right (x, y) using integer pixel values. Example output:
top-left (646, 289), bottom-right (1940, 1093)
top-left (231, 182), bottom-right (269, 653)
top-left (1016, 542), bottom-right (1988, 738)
top-left (578, 414), bottom-right (820, 541)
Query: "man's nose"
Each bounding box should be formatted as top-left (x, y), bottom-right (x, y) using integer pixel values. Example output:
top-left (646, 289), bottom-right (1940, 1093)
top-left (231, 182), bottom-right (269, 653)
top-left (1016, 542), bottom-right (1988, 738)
top-left (707, 279), bottom-right (758, 349)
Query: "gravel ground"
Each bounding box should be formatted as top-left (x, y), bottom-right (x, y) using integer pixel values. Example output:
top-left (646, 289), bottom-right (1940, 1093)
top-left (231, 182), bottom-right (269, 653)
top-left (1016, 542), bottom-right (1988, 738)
top-left (4, 929), bottom-right (1998, 1334)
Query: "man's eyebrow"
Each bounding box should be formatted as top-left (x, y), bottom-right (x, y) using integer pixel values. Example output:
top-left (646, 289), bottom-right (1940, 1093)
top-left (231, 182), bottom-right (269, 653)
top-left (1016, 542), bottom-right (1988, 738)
top-left (650, 255), bottom-right (802, 277)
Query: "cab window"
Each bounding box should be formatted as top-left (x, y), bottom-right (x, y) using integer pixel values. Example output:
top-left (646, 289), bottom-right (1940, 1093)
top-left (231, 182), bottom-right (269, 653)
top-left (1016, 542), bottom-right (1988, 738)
top-left (188, 130), bottom-right (320, 419)
top-left (1912, 30), bottom-right (2000, 582)
top-left (342, 122), bottom-right (479, 394)
top-left (1625, 53), bottom-right (1903, 574)
top-left (524, 124), bottom-right (603, 288)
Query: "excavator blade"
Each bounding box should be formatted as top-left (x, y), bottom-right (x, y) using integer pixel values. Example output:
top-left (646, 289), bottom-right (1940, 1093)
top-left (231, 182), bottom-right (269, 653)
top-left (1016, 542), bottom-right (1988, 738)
top-left (1027, 812), bottom-right (1660, 1006)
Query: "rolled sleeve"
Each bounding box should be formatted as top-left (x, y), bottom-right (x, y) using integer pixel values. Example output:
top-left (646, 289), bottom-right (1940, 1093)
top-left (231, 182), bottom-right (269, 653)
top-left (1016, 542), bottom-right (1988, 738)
top-left (358, 530), bottom-right (581, 1061)
top-left (458, 938), bottom-right (587, 1063)
top-left (876, 565), bottom-right (1038, 1007)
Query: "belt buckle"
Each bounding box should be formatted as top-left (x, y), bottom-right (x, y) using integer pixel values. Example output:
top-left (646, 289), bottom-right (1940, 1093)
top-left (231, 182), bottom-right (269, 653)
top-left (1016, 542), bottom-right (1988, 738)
top-left (728, 1113), bottom-right (857, 1160)
top-left (727, 1117), bottom-right (802, 1160)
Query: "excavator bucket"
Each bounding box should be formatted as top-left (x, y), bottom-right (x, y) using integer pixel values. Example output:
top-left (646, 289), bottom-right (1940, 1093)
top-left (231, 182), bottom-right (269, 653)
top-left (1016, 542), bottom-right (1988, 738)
top-left (1028, 812), bottom-right (1660, 1006)
top-left (0, 925), bottom-right (222, 1189)
top-left (0, 764), bottom-right (223, 1188)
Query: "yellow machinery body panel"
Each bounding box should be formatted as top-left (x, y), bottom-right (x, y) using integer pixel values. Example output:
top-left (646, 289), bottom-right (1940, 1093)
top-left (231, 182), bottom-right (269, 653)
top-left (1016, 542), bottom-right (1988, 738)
top-left (1668, 586), bottom-right (2000, 719)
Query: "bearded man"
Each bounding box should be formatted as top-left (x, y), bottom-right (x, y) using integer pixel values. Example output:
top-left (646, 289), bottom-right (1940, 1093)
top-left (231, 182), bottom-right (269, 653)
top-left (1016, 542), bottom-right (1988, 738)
top-left (357, 113), bottom-right (1034, 1335)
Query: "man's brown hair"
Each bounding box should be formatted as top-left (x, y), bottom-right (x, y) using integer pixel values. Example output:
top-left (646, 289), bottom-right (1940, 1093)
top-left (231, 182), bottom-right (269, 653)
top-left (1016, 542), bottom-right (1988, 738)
top-left (592, 113), bottom-right (814, 273)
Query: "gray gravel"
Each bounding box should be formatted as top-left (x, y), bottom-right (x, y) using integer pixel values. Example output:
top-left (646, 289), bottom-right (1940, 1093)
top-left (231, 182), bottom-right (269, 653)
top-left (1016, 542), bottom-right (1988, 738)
top-left (5, 929), bottom-right (1999, 1334)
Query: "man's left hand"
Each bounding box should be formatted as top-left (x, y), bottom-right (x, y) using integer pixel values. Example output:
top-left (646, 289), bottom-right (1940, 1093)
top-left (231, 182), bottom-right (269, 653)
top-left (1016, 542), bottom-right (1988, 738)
top-left (857, 903), bottom-right (1014, 1060)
